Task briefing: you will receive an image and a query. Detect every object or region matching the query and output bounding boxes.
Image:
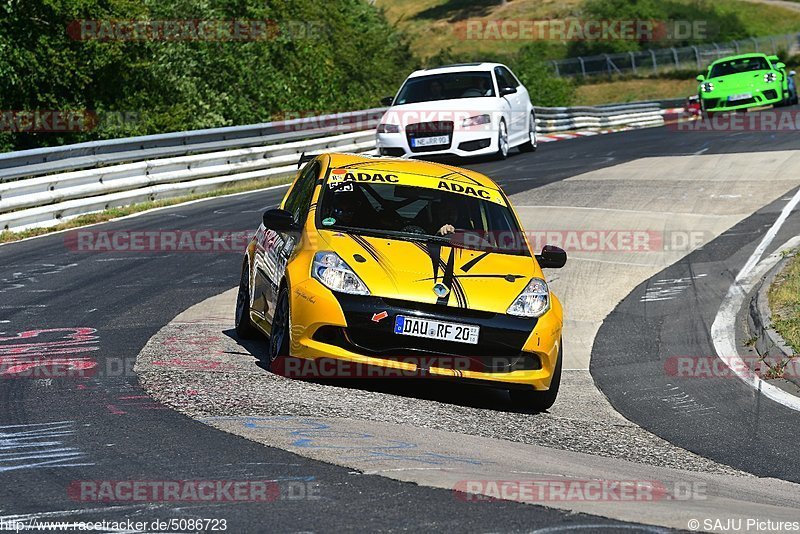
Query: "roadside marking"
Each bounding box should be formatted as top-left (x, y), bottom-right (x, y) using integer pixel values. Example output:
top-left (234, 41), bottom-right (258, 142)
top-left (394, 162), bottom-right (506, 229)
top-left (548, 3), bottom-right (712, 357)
top-left (640, 274), bottom-right (707, 303)
top-left (710, 184), bottom-right (800, 411)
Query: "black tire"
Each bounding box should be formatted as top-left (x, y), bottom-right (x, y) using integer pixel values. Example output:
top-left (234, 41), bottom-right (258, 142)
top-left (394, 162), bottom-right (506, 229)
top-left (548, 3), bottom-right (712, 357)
top-left (518, 113), bottom-right (538, 153)
top-left (494, 119), bottom-right (509, 160)
top-left (267, 285), bottom-right (290, 370)
top-left (234, 260), bottom-right (257, 339)
top-left (509, 342), bottom-right (562, 411)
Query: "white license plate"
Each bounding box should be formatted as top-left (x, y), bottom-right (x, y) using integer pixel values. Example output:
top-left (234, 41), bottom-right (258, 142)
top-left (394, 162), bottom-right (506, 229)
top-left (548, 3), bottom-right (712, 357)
top-left (728, 93), bottom-right (752, 102)
top-left (411, 135), bottom-right (449, 147)
top-left (394, 315), bottom-right (479, 345)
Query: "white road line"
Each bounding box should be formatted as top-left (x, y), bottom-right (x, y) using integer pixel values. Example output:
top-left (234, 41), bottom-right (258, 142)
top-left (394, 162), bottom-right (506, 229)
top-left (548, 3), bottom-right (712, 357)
top-left (737, 188), bottom-right (800, 282)
top-left (710, 185), bottom-right (800, 411)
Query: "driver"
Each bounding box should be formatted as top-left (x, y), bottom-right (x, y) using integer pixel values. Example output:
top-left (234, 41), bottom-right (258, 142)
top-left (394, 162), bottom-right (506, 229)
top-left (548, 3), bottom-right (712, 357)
top-left (433, 199), bottom-right (462, 236)
top-left (429, 79), bottom-right (445, 100)
top-left (330, 190), bottom-right (367, 226)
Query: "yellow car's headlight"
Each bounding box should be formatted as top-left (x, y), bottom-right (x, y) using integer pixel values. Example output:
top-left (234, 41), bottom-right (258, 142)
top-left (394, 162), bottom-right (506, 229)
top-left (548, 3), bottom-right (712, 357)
top-left (312, 251), bottom-right (370, 295)
top-left (507, 278), bottom-right (550, 318)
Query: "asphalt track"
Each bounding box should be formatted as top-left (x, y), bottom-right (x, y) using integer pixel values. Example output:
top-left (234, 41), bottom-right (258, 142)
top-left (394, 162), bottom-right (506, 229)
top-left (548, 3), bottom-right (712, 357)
top-left (2, 115), bottom-right (800, 532)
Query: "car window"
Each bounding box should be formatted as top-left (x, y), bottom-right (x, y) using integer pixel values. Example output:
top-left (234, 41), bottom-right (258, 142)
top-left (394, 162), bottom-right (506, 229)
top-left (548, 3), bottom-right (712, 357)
top-left (500, 67), bottom-right (520, 88)
top-left (394, 72), bottom-right (495, 104)
top-left (710, 57), bottom-right (771, 77)
top-left (283, 162), bottom-right (319, 225)
top-left (494, 67), bottom-right (513, 90)
top-left (317, 180), bottom-right (529, 256)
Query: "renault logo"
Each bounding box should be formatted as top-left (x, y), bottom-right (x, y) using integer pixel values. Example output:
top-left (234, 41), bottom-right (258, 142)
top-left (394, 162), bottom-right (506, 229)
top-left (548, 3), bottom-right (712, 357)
top-left (433, 283), bottom-right (450, 298)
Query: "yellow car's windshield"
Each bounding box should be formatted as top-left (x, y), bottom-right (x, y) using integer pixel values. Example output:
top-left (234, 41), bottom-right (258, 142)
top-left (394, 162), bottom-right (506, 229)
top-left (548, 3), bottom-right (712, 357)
top-left (317, 175), bottom-right (529, 256)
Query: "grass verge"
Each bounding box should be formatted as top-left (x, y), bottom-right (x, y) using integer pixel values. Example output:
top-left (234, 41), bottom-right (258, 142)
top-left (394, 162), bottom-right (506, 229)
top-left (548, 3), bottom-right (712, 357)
top-left (0, 174), bottom-right (294, 245)
top-left (768, 251), bottom-right (800, 353)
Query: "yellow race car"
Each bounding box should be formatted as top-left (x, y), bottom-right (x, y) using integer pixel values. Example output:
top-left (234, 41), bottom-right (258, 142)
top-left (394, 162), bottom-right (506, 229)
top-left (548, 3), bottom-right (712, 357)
top-left (235, 153), bottom-right (566, 410)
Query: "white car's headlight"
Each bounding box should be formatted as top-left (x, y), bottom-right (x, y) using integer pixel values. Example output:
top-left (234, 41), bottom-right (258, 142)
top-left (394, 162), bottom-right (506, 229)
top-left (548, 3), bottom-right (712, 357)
top-left (462, 114), bottom-right (491, 127)
top-left (312, 251), bottom-right (370, 295)
top-left (377, 123), bottom-right (400, 134)
top-left (507, 278), bottom-right (550, 318)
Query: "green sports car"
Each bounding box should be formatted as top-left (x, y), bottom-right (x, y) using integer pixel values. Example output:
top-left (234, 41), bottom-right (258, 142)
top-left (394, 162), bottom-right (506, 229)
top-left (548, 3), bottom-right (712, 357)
top-left (697, 53), bottom-right (797, 115)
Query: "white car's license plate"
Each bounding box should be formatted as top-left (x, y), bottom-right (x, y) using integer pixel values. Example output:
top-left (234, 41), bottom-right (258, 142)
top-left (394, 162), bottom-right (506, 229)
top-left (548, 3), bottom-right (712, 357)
top-left (394, 315), bottom-right (479, 345)
top-left (728, 93), bottom-right (752, 102)
top-left (411, 135), bottom-right (449, 147)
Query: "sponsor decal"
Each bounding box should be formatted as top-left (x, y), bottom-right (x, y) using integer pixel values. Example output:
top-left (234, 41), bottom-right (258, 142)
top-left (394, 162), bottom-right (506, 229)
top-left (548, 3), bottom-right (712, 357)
top-left (371, 311), bottom-right (389, 323)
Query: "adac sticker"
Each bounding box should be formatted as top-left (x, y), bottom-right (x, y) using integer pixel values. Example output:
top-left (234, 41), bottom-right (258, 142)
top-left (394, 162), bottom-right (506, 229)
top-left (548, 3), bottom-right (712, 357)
top-left (328, 170), bottom-right (400, 184)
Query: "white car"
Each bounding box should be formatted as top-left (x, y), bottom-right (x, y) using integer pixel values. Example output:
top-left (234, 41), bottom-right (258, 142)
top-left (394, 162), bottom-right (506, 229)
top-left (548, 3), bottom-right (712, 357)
top-left (376, 63), bottom-right (537, 159)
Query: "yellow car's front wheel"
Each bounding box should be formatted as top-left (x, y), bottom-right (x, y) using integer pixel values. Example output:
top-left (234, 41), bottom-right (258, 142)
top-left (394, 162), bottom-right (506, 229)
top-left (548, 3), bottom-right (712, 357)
top-left (509, 341), bottom-right (562, 411)
top-left (267, 285), bottom-right (291, 370)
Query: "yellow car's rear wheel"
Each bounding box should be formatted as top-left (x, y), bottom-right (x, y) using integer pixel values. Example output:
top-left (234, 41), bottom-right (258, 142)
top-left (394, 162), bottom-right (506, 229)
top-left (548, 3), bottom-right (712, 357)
top-left (235, 261), bottom-right (257, 339)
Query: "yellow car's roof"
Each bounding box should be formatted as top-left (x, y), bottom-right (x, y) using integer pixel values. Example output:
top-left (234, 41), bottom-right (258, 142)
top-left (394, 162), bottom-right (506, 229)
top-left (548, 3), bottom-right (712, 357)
top-left (322, 153), bottom-right (502, 192)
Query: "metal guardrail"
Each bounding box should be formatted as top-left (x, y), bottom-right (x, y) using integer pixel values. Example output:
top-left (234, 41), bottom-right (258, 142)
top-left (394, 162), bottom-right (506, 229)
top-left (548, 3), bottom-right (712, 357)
top-left (0, 101), bottom-right (674, 233)
top-left (0, 108), bottom-right (387, 182)
top-left (536, 102), bottom-right (663, 132)
top-left (551, 33), bottom-right (800, 78)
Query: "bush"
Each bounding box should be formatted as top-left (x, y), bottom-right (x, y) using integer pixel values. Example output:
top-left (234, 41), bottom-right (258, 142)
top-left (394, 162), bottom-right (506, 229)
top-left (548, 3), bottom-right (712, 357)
top-left (0, 0), bottom-right (414, 152)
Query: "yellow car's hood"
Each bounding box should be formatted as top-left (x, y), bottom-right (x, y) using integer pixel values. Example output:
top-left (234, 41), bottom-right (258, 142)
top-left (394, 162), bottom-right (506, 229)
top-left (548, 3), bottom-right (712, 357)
top-left (318, 230), bottom-right (539, 314)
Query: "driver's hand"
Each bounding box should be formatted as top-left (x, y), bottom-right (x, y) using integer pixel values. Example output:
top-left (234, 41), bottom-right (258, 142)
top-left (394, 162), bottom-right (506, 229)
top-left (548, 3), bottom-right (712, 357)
top-left (437, 224), bottom-right (455, 235)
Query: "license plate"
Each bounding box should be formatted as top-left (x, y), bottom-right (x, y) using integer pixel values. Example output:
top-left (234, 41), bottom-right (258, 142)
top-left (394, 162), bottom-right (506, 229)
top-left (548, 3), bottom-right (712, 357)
top-left (411, 135), bottom-right (449, 147)
top-left (728, 93), bottom-right (752, 102)
top-left (394, 315), bottom-right (479, 345)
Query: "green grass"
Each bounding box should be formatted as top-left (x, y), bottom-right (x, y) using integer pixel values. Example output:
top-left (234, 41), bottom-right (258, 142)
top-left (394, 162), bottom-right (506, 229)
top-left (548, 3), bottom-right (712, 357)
top-left (376, 0), bottom-right (800, 62)
top-left (768, 251), bottom-right (800, 354)
top-left (0, 173), bottom-right (294, 244)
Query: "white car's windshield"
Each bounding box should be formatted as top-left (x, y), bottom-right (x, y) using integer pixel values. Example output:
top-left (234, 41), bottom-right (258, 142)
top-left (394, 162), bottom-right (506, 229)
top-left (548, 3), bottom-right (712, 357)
top-left (394, 72), bottom-right (495, 105)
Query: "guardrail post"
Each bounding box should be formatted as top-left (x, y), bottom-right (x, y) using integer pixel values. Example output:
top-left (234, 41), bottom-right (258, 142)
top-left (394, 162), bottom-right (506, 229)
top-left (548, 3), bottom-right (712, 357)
top-left (578, 56), bottom-right (586, 78)
top-left (650, 49), bottom-right (657, 74)
top-left (751, 37), bottom-right (758, 52)
top-left (671, 48), bottom-right (679, 69)
top-left (692, 46), bottom-right (700, 69)
top-left (629, 51), bottom-right (637, 74)
top-left (770, 37), bottom-right (776, 54)
top-left (552, 60), bottom-right (560, 77)
top-left (732, 41), bottom-right (738, 55)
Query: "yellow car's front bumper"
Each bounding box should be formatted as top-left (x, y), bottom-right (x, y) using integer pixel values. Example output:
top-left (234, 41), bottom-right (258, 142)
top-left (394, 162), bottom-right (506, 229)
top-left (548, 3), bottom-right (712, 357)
top-left (283, 278), bottom-right (563, 391)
